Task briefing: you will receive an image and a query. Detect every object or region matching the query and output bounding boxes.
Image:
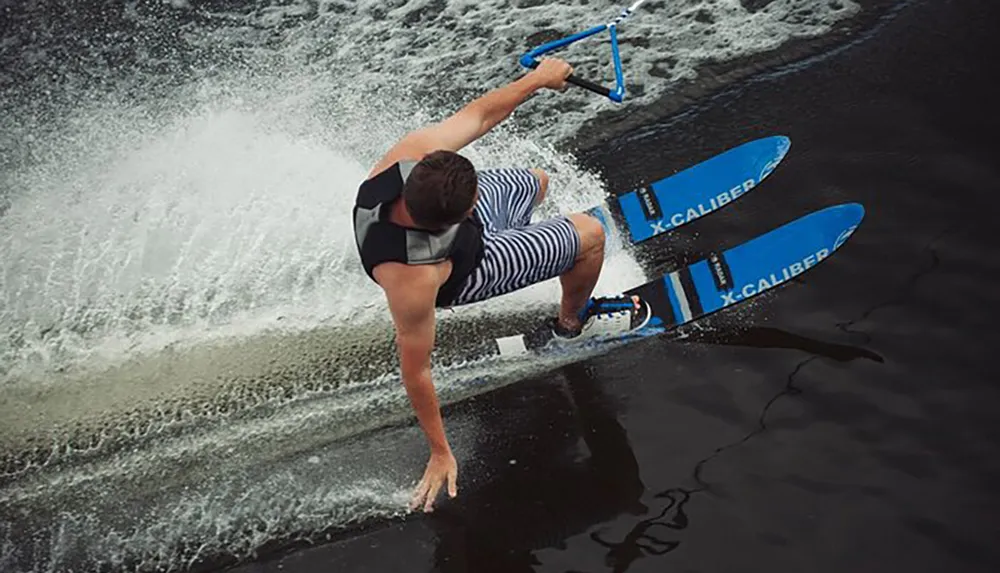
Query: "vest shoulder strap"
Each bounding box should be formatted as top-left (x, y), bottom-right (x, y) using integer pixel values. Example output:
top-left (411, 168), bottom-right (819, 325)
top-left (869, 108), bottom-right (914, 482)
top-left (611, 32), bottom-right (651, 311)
top-left (405, 223), bottom-right (461, 264)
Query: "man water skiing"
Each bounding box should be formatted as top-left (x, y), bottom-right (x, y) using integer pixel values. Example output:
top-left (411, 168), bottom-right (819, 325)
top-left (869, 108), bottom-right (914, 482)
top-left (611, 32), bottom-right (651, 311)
top-left (353, 58), bottom-right (649, 512)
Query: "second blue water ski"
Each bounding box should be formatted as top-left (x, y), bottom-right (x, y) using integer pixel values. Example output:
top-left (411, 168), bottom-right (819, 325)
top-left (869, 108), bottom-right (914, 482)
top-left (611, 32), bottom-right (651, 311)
top-left (594, 136), bottom-right (791, 244)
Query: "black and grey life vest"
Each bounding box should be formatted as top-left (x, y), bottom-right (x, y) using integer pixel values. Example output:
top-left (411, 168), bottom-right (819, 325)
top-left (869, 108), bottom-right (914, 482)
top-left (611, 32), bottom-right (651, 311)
top-left (353, 161), bottom-right (485, 307)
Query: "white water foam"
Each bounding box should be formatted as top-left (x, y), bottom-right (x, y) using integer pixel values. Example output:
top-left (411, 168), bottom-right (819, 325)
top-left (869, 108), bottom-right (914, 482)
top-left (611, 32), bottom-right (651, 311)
top-left (224, 0), bottom-right (861, 141)
top-left (0, 69), bottom-right (645, 571)
top-left (1, 74), bottom-right (643, 383)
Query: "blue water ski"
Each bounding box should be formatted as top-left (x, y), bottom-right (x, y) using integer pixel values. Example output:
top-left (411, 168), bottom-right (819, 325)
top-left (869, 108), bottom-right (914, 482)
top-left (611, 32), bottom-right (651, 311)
top-left (491, 203), bottom-right (864, 357)
top-left (595, 136), bottom-right (791, 244)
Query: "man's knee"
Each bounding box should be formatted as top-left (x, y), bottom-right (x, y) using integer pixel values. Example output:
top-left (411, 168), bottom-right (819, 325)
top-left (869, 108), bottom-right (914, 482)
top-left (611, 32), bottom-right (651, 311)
top-left (529, 169), bottom-right (548, 205)
top-left (567, 213), bottom-right (605, 256)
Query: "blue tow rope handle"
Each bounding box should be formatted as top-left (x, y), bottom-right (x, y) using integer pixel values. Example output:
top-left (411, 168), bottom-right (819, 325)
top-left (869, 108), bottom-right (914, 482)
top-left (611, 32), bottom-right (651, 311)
top-left (519, 24), bottom-right (627, 103)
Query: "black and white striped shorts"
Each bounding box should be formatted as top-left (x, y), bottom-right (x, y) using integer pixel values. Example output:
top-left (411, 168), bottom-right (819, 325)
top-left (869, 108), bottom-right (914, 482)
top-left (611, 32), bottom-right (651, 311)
top-left (451, 168), bottom-right (581, 306)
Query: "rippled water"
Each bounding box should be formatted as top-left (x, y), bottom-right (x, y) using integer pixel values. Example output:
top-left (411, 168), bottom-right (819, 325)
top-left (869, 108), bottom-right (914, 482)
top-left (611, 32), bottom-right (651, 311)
top-left (1, 0), bottom-right (883, 570)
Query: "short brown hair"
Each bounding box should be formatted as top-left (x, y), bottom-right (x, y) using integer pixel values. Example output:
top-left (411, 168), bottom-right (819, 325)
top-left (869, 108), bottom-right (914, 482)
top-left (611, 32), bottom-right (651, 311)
top-left (403, 150), bottom-right (478, 229)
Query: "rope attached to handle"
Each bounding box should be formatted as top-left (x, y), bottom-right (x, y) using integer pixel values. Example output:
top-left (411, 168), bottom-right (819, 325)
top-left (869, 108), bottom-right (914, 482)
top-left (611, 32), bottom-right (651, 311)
top-left (519, 1), bottom-right (650, 103)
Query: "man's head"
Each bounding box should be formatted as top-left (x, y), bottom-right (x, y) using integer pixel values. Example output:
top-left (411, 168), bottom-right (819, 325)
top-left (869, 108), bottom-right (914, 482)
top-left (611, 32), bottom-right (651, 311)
top-left (403, 150), bottom-right (478, 229)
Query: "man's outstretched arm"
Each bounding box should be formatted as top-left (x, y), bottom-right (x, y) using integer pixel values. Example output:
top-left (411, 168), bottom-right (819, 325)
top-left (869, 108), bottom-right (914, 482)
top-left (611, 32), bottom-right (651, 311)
top-left (376, 263), bottom-right (457, 512)
top-left (368, 58), bottom-right (573, 178)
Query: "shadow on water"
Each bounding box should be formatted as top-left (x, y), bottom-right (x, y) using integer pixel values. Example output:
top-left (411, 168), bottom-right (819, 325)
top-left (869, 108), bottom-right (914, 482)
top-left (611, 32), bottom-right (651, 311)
top-left (680, 326), bottom-right (883, 364)
top-left (215, 358), bottom-right (648, 573)
top-left (426, 361), bottom-right (646, 573)
top-left (586, 227), bottom-right (951, 573)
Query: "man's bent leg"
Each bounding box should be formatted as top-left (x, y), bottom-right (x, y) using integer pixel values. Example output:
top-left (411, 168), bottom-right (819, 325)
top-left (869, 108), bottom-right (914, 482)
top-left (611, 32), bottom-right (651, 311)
top-left (557, 213), bottom-right (605, 332)
top-left (449, 213), bottom-right (580, 306)
top-left (528, 169), bottom-right (549, 206)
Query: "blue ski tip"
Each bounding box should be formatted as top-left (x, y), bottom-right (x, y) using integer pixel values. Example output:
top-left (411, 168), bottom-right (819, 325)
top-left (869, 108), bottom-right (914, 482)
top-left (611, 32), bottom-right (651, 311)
top-left (616, 135), bottom-right (794, 243)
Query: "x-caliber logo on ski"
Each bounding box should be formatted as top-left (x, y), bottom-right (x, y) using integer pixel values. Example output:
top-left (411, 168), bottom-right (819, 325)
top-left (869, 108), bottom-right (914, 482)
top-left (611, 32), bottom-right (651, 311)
top-left (720, 249), bottom-right (830, 306)
top-left (759, 158), bottom-right (781, 181)
top-left (833, 225), bottom-right (858, 250)
top-left (759, 139), bottom-right (790, 181)
top-left (649, 179), bottom-right (756, 234)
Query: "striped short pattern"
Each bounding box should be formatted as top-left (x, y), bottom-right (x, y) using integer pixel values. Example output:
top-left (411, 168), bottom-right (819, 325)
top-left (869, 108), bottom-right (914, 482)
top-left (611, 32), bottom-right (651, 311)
top-left (450, 168), bottom-right (581, 306)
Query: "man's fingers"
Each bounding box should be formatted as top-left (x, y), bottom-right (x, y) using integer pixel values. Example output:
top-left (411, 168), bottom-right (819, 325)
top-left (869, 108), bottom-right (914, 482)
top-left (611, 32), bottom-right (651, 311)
top-left (409, 479), bottom-right (429, 510)
top-left (447, 468), bottom-right (458, 498)
top-left (424, 481), bottom-right (443, 513)
top-left (537, 58), bottom-right (574, 91)
top-left (409, 491), bottom-right (425, 511)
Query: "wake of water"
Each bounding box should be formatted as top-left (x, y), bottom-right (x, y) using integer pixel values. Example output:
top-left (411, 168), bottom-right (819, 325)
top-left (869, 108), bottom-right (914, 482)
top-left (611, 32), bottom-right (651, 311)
top-left (0, 67), bottom-right (643, 573)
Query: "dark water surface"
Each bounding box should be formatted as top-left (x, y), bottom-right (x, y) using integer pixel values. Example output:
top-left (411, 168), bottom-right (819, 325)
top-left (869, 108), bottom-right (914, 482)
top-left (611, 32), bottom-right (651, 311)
top-left (228, 1), bottom-right (1000, 572)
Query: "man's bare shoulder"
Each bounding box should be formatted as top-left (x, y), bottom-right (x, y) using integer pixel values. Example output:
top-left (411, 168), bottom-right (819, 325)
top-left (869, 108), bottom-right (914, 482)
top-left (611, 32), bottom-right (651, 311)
top-left (374, 262), bottom-right (444, 327)
top-left (374, 262), bottom-right (442, 298)
top-left (367, 134), bottom-right (435, 180)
